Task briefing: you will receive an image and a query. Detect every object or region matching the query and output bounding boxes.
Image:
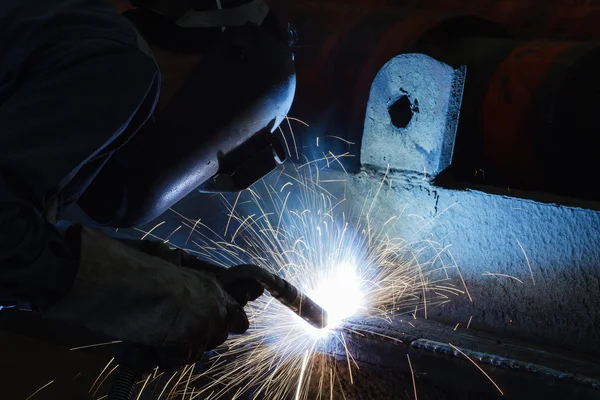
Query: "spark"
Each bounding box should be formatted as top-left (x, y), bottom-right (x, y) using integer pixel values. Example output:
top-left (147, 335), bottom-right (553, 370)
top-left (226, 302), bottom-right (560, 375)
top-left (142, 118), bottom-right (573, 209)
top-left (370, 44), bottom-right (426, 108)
top-left (69, 340), bottom-right (122, 351)
top-left (135, 375), bottom-right (152, 400)
top-left (134, 227), bottom-right (163, 241)
top-left (225, 193), bottom-right (242, 237)
top-left (169, 162), bottom-right (468, 399)
top-left (325, 135), bottom-right (355, 145)
top-left (467, 316), bottom-right (473, 330)
top-left (100, 154), bottom-right (467, 399)
top-left (278, 126), bottom-right (293, 159)
top-left (183, 364), bottom-right (195, 399)
top-left (326, 151), bottom-right (350, 176)
top-left (184, 219), bottom-right (202, 245)
top-left (340, 333), bottom-right (355, 384)
top-left (167, 365), bottom-right (195, 399)
top-left (407, 355), bottom-right (417, 400)
top-left (165, 225), bottom-right (182, 243)
top-left (483, 272), bottom-right (524, 284)
top-left (94, 365), bottom-right (120, 397)
top-left (348, 328), bottom-right (404, 344)
top-left (26, 380), bottom-right (54, 400)
top-left (517, 240), bottom-right (535, 285)
top-left (295, 351), bottom-right (310, 400)
top-left (285, 116), bottom-right (300, 160)
top-left (448, 250), bottom-right (472, 302)
top-left (286, 117), bottom-right (310, 127)
top-left (141, 220), bottom-right (165, 240)
top-left (448, 343), bottom-right (504, 395)
top-left (297, 153), bottom-right (354, 170)
top-left (90, 357), bottom-right (115, 394)
top-left (157, 366), bottom-right (185, 399)
top-left (413, 202), bottom-right (460, 237)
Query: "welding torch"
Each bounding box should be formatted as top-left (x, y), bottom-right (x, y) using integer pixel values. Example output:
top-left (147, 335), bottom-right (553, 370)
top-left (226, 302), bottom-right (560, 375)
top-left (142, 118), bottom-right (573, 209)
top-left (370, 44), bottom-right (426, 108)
top-left (219, 264), bottom-right (329, 330)
top-left (107, 265), bottom-right (327, 400)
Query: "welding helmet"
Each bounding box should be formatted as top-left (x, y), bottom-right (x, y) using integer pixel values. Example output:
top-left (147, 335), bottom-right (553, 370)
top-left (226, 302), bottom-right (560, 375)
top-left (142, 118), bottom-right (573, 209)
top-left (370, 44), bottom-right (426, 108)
top-left (77, 0), bottom-right (296, 228)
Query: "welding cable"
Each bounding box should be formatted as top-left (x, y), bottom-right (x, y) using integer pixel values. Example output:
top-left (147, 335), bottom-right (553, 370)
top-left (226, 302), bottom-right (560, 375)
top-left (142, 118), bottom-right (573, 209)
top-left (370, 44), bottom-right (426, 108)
top-left (107, 367), bottom-right (137, 400)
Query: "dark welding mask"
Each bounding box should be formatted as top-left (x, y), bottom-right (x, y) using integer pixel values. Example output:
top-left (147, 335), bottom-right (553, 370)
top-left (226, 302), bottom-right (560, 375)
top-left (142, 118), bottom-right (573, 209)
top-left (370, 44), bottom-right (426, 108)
top-left (77, 0), bottom-right (296, 228)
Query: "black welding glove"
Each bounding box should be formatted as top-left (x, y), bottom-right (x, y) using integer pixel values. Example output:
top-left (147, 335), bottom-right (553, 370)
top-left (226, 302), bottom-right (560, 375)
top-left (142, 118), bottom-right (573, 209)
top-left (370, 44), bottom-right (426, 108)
top-left (118, 238), bottom-right (264, 307)
top-left (45, 226), bottom-right (256, 370)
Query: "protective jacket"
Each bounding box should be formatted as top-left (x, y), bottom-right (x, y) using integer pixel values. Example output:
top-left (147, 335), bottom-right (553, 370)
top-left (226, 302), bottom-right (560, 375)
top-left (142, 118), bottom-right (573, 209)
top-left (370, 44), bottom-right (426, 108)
top-left (0, 0), bottom-right (160, 310)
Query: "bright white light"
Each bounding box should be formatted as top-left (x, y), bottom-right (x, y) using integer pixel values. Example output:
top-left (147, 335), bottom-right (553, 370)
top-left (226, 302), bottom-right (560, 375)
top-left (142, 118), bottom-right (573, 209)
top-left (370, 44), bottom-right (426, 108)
top-left (306, 262), bottom-right (364, 333)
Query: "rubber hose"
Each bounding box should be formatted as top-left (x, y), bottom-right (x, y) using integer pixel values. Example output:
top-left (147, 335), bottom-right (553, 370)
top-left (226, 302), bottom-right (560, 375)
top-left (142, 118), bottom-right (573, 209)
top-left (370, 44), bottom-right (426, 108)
top-left (107, 366), bottom-right (138, 400)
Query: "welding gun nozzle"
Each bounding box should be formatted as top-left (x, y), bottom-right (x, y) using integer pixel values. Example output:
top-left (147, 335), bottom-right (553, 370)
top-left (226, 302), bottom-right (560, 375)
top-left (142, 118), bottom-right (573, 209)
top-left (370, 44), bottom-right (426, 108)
top-left (224, 265), bottom-right (329, 329)
top-left (261, 272), bottom-right (329, 329)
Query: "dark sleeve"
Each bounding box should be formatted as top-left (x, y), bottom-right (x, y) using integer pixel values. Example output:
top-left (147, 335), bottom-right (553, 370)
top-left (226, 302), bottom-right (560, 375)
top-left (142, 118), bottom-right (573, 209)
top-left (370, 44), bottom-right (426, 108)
top-left (0, 38), bottom-right (159, 310)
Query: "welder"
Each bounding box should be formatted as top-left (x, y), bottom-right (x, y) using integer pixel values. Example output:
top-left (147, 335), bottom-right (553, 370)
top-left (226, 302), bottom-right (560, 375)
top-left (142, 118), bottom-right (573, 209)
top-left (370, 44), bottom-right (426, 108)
top-left (0, 0), bottom-right (296, 370)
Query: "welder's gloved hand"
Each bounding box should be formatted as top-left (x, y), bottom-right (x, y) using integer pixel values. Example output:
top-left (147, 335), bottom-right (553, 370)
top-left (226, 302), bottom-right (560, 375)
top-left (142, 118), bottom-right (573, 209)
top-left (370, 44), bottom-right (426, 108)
top-left (45, 226), bottom-right (252, 370)
top-left (118, 238), bottom-right (264, 307)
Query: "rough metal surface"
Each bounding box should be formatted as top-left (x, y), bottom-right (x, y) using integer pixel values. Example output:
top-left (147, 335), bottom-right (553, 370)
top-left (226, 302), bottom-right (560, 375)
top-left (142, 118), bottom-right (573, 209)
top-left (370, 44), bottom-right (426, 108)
top-left (336, 317), bottom-right (600, 380)
top-left (362, 53), bottom-right (465, 176)
top-left (300, 317), bottom-right (600, 400)
top-left (354, 48), bottom-right (600, 357)
top-left (306, 356), bottom-right (448, 400)
top-left (338, 167), bottom-right (600, 357)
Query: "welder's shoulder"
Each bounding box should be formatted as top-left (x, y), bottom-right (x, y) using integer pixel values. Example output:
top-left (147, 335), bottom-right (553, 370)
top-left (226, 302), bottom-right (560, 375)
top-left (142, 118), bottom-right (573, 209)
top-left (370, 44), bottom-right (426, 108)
top-left (0, 0), bottom-right (157, 74)
top-left (0, 0), bottom-right (159, 135)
